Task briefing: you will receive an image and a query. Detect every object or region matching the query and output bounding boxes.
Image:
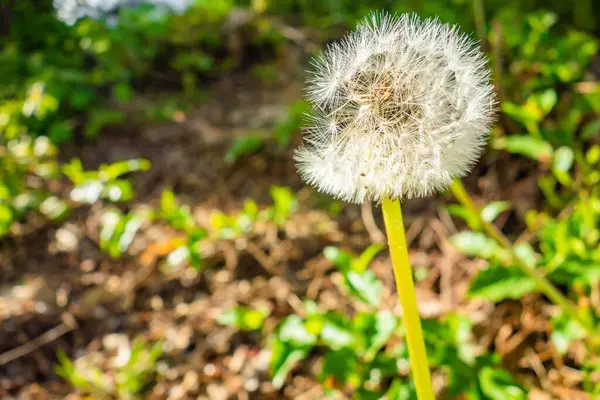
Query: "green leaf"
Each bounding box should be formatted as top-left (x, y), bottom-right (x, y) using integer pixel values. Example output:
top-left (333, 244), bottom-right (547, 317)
top-left (513, 243), bottom-right (539, 268)
top-left (550, 312), bottom-right (587, 355)
top-left (85, 108), bottom-right (124, 138)
top-left (70, 87), bottom-right (95, 110)
top-left (420, 318), bottom-right (457, 366)
top-left (39, 196), bottom-right (69, 220)
top-left (363, 311), bottom-right (397, 361)
top-left (103, 180), bottom-right (134, 202)
top-left (538, 175), bottom-right (563, 209)
top-left (242, 199), bottom-right (259, 219)
top-left (384, 379), bottom-right (412, 400)
top-left (502, 102), bottom-right (537, 126)
top-left (502, 90), bottom-right (556, 127)
top-left (113, 82), bottom-right (133, 104)
top-left (62, 158), bottom-right (85, 185)
top-left (303, 299), bottom-right (320, 316)
top-left (586, 145), bottom-right (600, 165)
top-left (270, 336), bottom-right (312, 389)
top-left (0, 204), bottom-right (13, 226)
top-left (581, 88), bottom-right (600, 114)
top-left (447, 314), bottom-right (477, 363)
top-left (478, 367), bottom-right (526, 400)
top-left (54, 348), bottom-right (75, 381)
top-left (278, 315), bottom-right (317, 347)
top-left (217, 306), bottom-right (268, 331)
top-left (481, 202), bottom-right (511, 223)
top-left (345, 271), bottom-right (382, 306)
top-left (55, 348), bottom-right (92, 391)
top-left (552, 146), bottom-right (575, 185)
top-left (531, 89), bottom-right (557, 117)
top-left (500, 135), bottom-right (553, 162)
top-left (468, 265), bottom-right (537, 302)
top-left (368, 352), bottom-right (400, 380)
top-left (160, 189), bottom-right (177, 212)
top-left (70, 181), bottom-right (104, 204)
top-left (270, 314), bottom-right (319, 388)
top-left (273, 100), bottom-right (310, 149)
top-left (225, 136), bottom-right (263, 165)
top-left (187, 240), bottom-right (204, 270)
top-left (352, 244), bottom-right (384, 273)
top-left (450, 232), bottom-right (506, 260)
top-left (48, 122), bottom-right (73, 145)
top-left (102, 159), bottom-right (151, 180)
top-left (552, 147), bottom-right (574, 172)
top-left (580, 118), bottom-right (600, 141)
top-left (446, 204), bottom-right (480, 230)
top-left (116, 213), bottom-right (144, 256)
top-left (552, 147), bottom-right (575, 186)
top-left (99, 209), bottom-right (144, 259)
top-left (324, 246), bottom-right (353, 272)
top-left (320, 348), bottom-right (359, 386)
top-left (268, 186), bottom-right (297, 225)
top-left (550, 260), bottom-right (600, 286)
top-left (320, 317), bottom-right (355, 350)
top-left (100, 209), bottom-right (122, 255)
top-left (158, 190), bottom-right (198, 233)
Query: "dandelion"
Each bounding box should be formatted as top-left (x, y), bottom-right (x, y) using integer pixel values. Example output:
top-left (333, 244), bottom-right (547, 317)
top-left (295, 12), bottom-right (496, 400)
top-left (295, 12), bottom-right (495, 204)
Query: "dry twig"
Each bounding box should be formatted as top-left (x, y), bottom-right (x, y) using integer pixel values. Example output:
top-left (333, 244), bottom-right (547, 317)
top-left (0, 314), bottom-right (76, 366)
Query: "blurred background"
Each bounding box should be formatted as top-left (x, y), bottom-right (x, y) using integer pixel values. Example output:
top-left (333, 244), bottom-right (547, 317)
top-left (1, 0), bottom-right (599, 399)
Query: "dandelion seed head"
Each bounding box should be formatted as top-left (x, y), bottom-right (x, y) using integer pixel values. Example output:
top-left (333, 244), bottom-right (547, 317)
top-left (295, 12), bottom-right (496, 203)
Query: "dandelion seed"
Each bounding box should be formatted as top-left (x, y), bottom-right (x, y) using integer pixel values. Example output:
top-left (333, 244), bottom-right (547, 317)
top-left (295, 12), bottom-right (496, 203)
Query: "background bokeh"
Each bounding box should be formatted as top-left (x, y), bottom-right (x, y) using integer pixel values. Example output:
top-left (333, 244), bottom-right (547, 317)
top-left (1, 0), bottom-right (599, 399)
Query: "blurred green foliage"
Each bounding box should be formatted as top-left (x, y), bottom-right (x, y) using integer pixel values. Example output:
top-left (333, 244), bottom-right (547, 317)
top-left (217, 305), bottom-right (270, 331)
top-left (99, 207), bottom-right (146, 259)
top-left (225, 100), bottom-right (310, 164)
top-left (210, 185), bottom-right (297, 238)
top-left (55, 335), bottom-right (163, 399)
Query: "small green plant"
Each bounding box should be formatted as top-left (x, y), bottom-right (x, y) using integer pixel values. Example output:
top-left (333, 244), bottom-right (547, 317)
top-left (267, 247), bottom-right (526, 399)
top-left (224, 100), bottom-right (310, 165)
top-left (155, 189), bottom-right (198, 233)
top-left (324, 244), bottom-right (385, 307)
top-left (153, 189), bottom-right (207, 269)
top-left (265, 186), bottom-right (298, 226)
top-left (209, 185), bottom-right (297, 238)
top-left (217, 305), bottom-right (270, 331)
top-left (447, 8), bottom-right (600, 351)
top-left (210, 199), bottom-right (260, 239)
top-left (99, 208), bottom-right (147, 259)
top-left (0, 135), bottom-right (67, 236)
top-left (583, 355), bottom-right (600, 396)
top-left (225, 136), bottom-right (265, 165)
top-left (55, 335), bottom-right (163, 399)
top-left (63, 158), bottom-right (151, 204)
top-left (272, 100), bottom-right (311, 149)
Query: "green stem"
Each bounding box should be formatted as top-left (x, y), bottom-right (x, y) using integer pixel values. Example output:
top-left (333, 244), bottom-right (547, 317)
top-left (472, 0), bottom-right (488, 51)
top-left (382, 198), bottom-right (435, 400)
top-left (450, 179), bottom-right (598, 342)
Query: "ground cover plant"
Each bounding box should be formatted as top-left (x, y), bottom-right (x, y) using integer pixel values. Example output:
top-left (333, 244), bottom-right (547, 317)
top-left (0, 0), bottom-right (599, 399)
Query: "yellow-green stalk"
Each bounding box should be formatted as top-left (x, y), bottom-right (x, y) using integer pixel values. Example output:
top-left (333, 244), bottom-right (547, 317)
top-left (382, 198), bottom-right (435, 400)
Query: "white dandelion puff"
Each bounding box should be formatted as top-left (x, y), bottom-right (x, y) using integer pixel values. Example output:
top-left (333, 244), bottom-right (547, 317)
top-left (295, 12), bottom-right (496, 204)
